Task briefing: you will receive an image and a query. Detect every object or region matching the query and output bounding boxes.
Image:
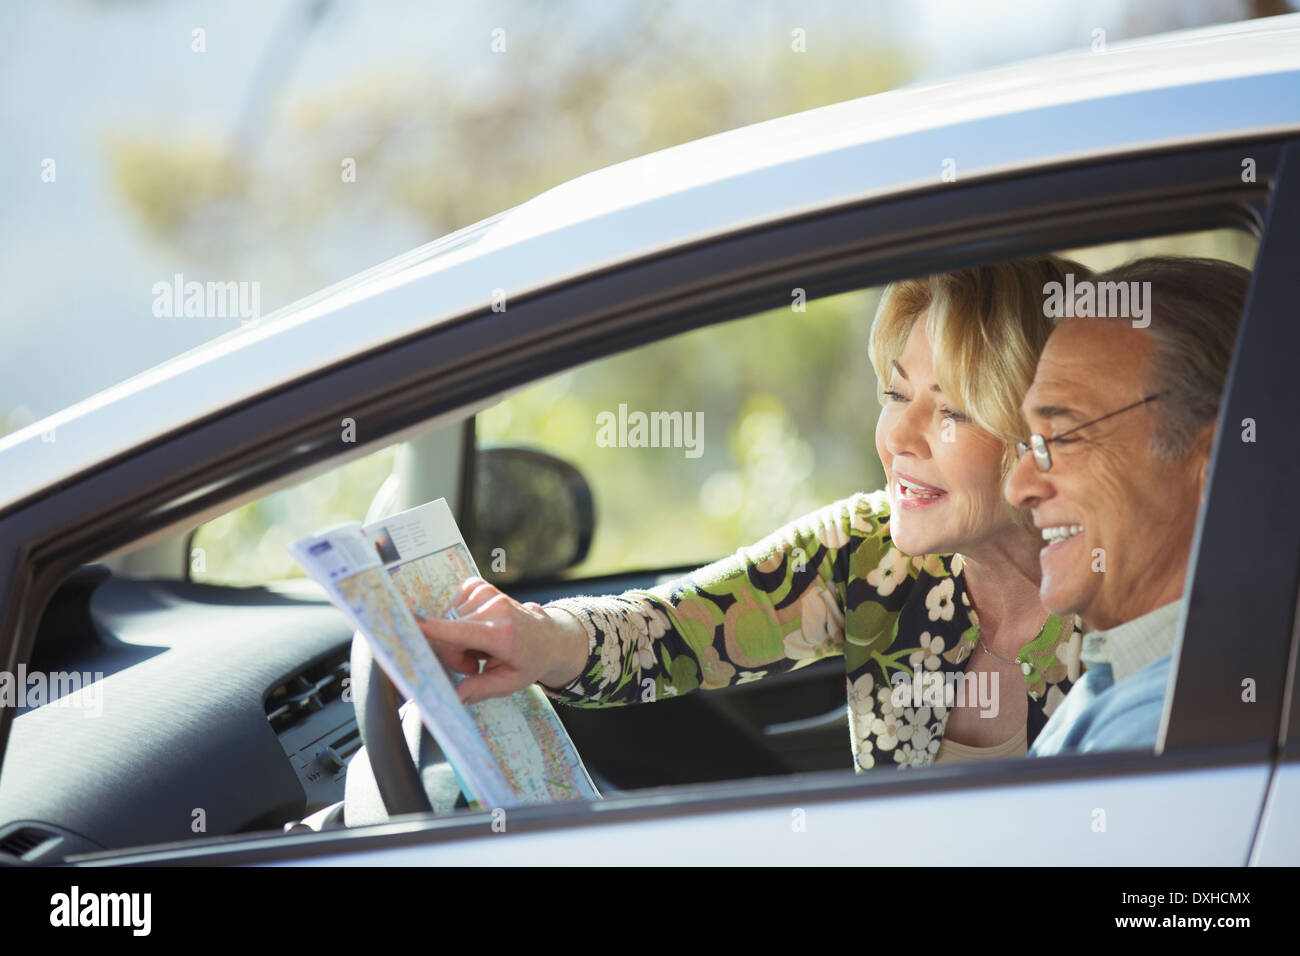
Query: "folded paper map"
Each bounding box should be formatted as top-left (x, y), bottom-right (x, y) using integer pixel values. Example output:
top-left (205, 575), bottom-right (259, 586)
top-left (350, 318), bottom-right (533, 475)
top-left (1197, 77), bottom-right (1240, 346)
top-left (289, 498), bottom-right (598, 809)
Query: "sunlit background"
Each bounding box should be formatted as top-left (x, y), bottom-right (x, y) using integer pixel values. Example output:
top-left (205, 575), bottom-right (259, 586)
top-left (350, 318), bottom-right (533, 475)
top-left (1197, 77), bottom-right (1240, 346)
top-left (0, 0), bottom-right (1285, 583)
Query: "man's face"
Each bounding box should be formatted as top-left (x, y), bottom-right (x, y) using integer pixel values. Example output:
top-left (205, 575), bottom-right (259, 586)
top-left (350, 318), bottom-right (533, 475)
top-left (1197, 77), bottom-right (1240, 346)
top-left (1005, 319), bottom-right (1208, 631)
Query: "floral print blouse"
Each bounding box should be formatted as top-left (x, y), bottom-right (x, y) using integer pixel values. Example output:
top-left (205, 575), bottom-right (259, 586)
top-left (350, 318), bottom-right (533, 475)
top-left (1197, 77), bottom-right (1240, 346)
top-left (543, 491), bottom-right (1084, 771)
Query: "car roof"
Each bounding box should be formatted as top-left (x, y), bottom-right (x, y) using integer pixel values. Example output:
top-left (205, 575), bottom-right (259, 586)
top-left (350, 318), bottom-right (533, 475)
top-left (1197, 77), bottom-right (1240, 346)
top-left (3, 14), bottom-right (1300, 516)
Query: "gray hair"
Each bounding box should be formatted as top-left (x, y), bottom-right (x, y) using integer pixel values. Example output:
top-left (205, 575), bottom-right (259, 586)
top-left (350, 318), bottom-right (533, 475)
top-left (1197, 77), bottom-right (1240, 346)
top-left (1094, 256), bottom-right (1249, 460)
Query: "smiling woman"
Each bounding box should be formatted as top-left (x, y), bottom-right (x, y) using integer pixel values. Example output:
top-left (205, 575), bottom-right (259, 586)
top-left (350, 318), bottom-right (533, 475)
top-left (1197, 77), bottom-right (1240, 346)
top-left (870, 261), bottom-right (1079, 552)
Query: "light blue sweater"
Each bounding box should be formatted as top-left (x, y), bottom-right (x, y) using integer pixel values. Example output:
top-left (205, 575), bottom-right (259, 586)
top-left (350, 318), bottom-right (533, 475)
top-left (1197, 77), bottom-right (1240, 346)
top-left (1029, 652), bottom-right (1172, 756)
top-left (1029, 601), bottom-right (1181, 756)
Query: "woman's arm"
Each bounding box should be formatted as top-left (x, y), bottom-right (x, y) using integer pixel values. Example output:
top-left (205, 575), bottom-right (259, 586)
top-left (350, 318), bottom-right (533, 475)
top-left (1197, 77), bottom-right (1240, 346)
top-left (414, 491), bottom-right (897, 706)
top-left (407, 582), bottom-right (591, 705)
top-left (544, 493), bottom-right (882, 705)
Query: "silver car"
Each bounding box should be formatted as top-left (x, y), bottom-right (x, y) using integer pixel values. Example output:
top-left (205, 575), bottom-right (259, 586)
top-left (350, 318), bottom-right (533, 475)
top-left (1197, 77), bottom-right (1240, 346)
top-left (1, 14), bottom-right (1298, 867)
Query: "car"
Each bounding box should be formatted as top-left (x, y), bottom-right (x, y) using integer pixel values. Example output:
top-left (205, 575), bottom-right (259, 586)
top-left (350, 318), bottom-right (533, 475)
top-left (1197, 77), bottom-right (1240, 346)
top-left (1, 14), bottom-right (1298, 867)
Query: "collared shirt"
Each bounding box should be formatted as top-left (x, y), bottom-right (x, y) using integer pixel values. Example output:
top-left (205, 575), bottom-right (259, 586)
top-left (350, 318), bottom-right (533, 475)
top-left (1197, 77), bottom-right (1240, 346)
top-left (1080, 599), bottom-right (1181, 684)
top-left (1029, 599), bottom-right (1183, 757)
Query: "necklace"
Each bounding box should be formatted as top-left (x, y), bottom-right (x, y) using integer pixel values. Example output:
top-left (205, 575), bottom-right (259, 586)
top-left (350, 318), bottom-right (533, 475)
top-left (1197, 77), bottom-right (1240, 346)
top-left (979, 615), bottom-right (1050, 667)
top-left (978, 636), bottom-right (1018, 665)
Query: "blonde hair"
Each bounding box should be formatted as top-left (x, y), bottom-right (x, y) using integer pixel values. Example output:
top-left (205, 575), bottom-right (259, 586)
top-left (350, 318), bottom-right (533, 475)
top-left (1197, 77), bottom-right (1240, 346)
top-left (869, 257), bottom-right (1086, 530)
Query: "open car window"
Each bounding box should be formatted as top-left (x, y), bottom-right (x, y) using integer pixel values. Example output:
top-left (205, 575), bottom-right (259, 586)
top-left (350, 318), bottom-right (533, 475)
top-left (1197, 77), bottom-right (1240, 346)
top-left (471, 226), bottom-right (1257, 587)
top-left (412, 227), bottom-right (1262, 792)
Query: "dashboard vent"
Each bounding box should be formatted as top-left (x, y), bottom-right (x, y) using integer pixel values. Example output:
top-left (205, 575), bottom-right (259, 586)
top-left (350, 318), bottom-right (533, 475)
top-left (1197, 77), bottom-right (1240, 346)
top-left (0, 825), bottom-right (56, 858)
top-left (266, 651), bottom-right (350, 735)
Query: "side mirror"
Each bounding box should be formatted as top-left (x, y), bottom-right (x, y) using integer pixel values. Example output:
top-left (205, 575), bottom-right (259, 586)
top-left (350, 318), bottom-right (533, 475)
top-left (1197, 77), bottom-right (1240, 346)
top-left (465, 446), bottom-right (595, 584)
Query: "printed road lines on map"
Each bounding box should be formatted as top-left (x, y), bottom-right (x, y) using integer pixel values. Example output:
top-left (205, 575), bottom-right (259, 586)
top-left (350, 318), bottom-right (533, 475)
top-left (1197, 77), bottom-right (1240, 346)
top-left (389, 544), bottom-right (477, 620)
top-left (372, 544), bottom-right (593, 802)
top-left (469, 688), bottom-right (589, 801)
top-left (338, 570), bottom-right (416, 675)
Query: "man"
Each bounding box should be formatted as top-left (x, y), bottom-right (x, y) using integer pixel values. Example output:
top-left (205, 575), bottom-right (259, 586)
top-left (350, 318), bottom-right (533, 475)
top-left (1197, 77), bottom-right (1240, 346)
top-left (1005, 256), bottom-right (1250, 756)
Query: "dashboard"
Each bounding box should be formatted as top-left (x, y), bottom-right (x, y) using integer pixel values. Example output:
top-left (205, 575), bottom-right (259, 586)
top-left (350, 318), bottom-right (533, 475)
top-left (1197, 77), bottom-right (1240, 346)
top-left (0, 569), bottom-right (354, 861)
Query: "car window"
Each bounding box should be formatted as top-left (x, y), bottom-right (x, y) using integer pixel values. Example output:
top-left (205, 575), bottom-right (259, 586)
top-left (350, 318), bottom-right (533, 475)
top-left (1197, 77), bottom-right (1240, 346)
top-left (190, 446), bottom-right (396, 585)
top-left (474, 291), bottom-right (884, 580)
top-left (184, 226), bottom-right (1257, 591)
top-left (471, 227), bottom-right (1257, 585)
top-left (450, 226), bottom-right (1261, 795)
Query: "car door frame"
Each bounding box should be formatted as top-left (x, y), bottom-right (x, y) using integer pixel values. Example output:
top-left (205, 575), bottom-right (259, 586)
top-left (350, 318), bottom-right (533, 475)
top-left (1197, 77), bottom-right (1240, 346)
top-left (1, 136), bottom-right (1296, 864)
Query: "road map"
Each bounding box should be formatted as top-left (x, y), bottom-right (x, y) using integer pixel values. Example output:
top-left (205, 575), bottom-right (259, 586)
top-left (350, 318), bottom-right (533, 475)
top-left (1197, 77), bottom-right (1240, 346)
top-left (387, 543), bottom-right (476, 621)
top-left (289, 498), bottom-right (598, 809)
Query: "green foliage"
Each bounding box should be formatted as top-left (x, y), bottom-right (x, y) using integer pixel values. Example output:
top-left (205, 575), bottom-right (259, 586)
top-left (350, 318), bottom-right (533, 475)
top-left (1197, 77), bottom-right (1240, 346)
top-left (193, 447), bottom-right (395, 585)
top-left (478, 292), bottom-right (887, 577)
top-left (103, 11), bottom-right (911, 260)
top-left (105, 137), bottom-right (247, 257)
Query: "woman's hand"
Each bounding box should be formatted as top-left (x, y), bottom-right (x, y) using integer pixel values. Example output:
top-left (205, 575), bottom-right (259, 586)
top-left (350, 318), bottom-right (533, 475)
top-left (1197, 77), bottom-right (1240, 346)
top-left (408, 577), bottom-right (589, 706)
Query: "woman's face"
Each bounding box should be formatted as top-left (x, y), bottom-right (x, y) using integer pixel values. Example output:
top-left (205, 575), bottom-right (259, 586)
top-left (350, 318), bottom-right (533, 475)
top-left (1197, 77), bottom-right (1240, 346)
top-left (874, 319), bottom-right (1014, 557)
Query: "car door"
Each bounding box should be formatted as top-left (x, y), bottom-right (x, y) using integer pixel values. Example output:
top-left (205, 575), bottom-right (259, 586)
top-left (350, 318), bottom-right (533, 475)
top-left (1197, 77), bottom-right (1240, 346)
top-left (1251, 637), bottom-right (1300, 865)
top-left (17, 134), bottom-right (1290, 867)
top-left (1240, 144), bottom-right (1300, 867)
top-left (299, 138), bottom-right (1297, 865)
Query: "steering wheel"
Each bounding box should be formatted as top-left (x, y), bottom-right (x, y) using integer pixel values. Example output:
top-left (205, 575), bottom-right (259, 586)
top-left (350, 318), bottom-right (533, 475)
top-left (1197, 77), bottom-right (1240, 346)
top-left (349, 629), bottom-right (435, 816)
top-left (347, 623), bottom-right (609, 818)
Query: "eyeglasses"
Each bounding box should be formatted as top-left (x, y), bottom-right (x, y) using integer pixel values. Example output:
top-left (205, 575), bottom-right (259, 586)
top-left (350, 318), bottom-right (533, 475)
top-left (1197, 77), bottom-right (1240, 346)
top-left (1015, 391), bottom-right (1170, 472)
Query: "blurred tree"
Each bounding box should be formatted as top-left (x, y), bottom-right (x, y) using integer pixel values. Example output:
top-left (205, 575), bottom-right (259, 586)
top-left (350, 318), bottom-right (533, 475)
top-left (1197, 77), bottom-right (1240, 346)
top-left (106, 1), bottom-right (910, 266)
top-left (158, 1), bottom-right (911, 583)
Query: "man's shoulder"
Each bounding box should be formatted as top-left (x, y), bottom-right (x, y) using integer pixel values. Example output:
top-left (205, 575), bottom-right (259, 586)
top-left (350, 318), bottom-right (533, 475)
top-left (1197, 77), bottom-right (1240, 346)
top-left (1079, 653), bottom-right (1173, 747)
top-left (1032, 653), bottom-right (1173, 757)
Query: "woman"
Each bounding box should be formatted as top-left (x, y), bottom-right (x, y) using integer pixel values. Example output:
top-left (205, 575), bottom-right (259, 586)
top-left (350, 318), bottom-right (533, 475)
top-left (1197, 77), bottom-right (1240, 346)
top-left (416, 257), bottom-right (1086, 769)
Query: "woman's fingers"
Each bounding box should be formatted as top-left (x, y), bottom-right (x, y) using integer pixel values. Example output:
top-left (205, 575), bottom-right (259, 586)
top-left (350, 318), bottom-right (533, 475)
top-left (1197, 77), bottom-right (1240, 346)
top-left (455, 667), bottom-right (526, 706)
top-left (451, 577), bottom-right (497, 615)
top-left (405, 578), bottom-right (556, 706)
top-left (413, 613), bottom-right (506, 654)
top-left (431, 643), bottom-right (482, 675)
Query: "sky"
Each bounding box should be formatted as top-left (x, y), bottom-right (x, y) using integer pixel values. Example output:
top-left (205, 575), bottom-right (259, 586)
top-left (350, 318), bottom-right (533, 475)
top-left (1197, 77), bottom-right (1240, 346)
top-left (0, 0), bottom-right (1274, 428)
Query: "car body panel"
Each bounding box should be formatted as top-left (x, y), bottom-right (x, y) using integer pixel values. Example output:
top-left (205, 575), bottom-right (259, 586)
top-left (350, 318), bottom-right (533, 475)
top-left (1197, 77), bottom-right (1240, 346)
top-left (1250, 763), bottom-right (1300, 865)
top-left (182, 763), bottom-right (1273, 866)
